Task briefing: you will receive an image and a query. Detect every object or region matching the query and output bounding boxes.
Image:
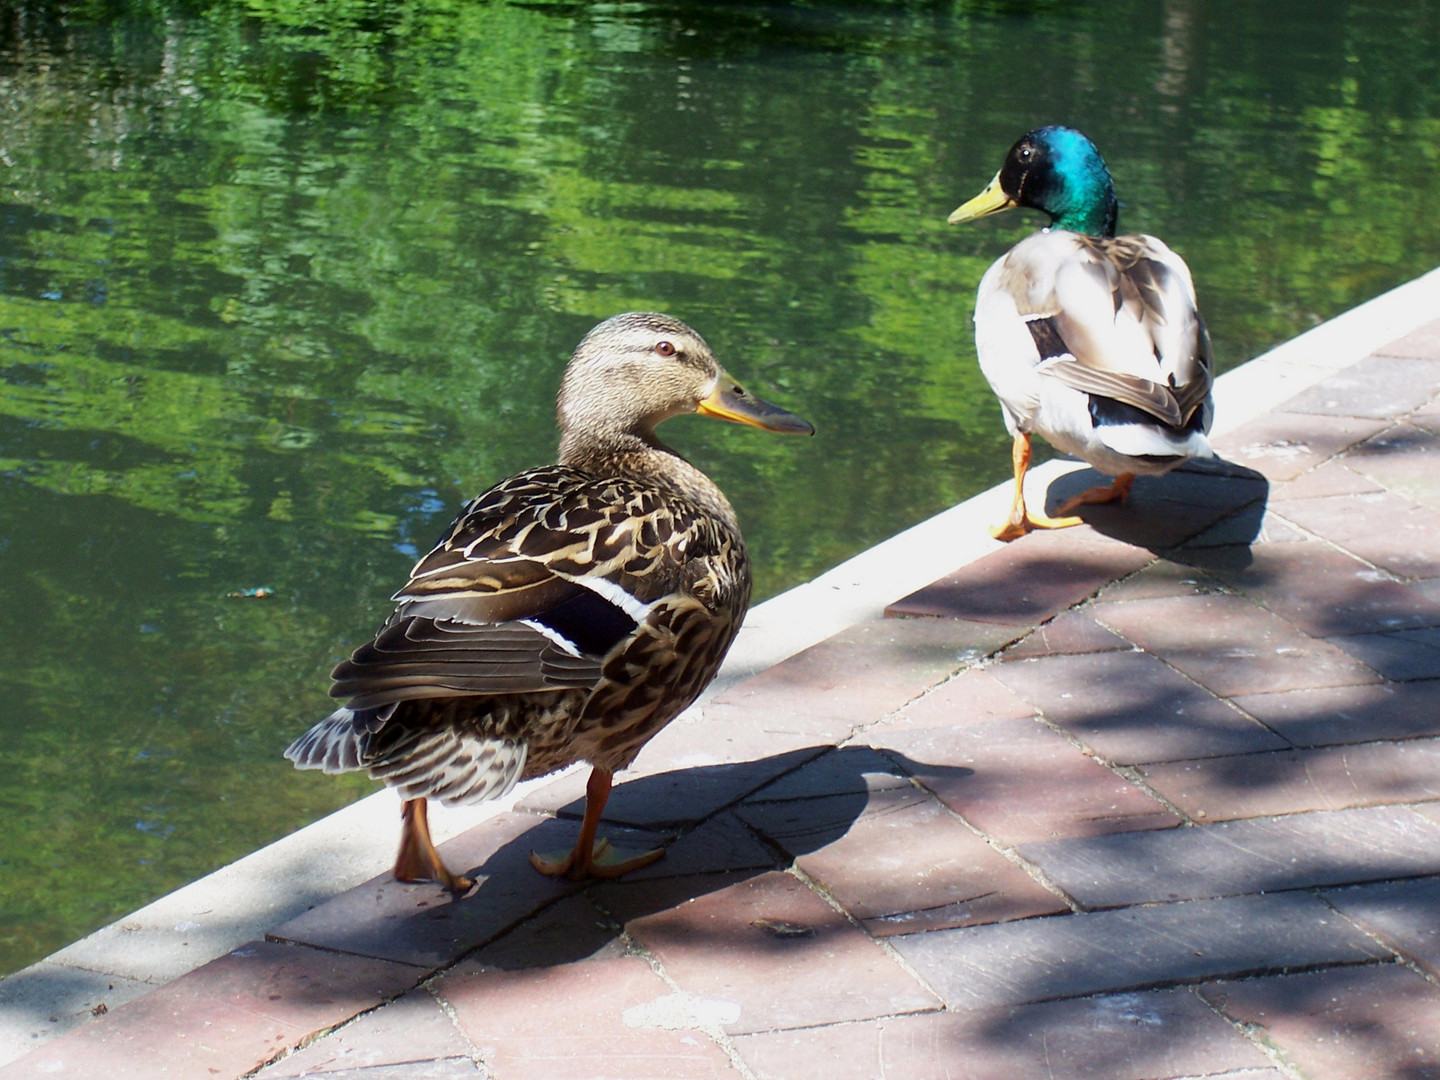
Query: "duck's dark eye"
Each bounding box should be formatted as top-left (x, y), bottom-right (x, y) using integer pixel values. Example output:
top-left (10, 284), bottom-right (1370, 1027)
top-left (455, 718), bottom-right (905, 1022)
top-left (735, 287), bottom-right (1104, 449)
top-left (655, 340), bottom-right (676, 357)
top-left (1018, 145), bottom-right (1033, 162)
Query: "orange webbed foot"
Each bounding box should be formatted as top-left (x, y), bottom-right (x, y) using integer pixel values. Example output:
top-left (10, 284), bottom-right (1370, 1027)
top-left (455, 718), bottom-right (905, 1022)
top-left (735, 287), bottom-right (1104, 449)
top-left (394, 798), bottom-right (474, 894)
top-left (1052, 473), bottom-right (1135, 517)
top-left (529, 837), bottom-right (666, 881)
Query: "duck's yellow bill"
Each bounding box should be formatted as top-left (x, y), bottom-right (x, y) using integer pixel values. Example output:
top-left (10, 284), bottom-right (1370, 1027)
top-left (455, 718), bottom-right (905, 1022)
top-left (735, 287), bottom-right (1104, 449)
top-left (697, 373), bottom-right (814, 436)
top-left (947, 172), bottom-right (1017, 224)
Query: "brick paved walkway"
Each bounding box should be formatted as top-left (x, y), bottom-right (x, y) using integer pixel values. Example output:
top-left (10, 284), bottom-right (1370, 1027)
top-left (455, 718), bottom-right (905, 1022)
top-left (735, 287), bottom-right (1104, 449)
top-left (7, 322), bottom-right (1440, 1079)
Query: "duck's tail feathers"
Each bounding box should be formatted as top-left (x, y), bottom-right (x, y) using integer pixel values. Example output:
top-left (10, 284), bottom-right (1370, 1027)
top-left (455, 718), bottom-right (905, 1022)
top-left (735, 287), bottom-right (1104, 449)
top-left (1098, 423), bottom-right (1213, 461)
top-left (1089, 392), bottom-right (1213, 462)
top-left (284, 702), bottom-right (397, 774)
top-left (367, 731), bottom-right (528, 807)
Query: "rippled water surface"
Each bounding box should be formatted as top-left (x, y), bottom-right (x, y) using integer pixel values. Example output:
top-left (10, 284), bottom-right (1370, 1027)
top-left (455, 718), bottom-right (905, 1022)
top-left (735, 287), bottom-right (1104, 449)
top-left (2, 0), bottom-right (1438, 972)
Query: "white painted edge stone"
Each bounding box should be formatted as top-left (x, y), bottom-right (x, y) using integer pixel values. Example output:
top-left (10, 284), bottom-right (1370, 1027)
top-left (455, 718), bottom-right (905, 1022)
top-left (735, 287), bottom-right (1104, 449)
top-left (3, 263), bottom-right (1439, 1064)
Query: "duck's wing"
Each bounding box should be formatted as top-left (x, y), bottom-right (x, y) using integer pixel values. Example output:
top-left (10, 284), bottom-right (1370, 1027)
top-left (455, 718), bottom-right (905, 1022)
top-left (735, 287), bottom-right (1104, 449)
top-left (330, 465), bottom-right (692, 712)
top-left (999, 232), bottom-right (1212, 431)
top-left (287, 466), bottom-right (702, 802)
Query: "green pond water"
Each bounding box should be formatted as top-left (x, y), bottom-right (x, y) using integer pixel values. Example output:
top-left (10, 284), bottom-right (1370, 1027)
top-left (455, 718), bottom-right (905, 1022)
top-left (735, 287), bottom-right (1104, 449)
top-left (2, 0), bottom-right (1439, 975)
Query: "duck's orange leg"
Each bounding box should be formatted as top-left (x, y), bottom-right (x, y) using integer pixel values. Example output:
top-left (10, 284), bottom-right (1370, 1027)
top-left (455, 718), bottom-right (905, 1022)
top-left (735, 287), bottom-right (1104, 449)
top-left (394, 797), bottom-right (474, 893)
top-left (1053, 471), bottom-right (1135, 516)
top-left (529, 768), bottom-right (665, 881)
top-left (992, 432), bottom-right (1085, 541)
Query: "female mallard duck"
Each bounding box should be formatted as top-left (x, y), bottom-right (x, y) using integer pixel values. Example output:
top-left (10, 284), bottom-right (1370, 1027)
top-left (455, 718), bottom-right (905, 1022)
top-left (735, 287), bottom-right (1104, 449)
top-left (286, 313), bottom-right (812, 888)
top-left (949, 126), bottom-right (1213, 542)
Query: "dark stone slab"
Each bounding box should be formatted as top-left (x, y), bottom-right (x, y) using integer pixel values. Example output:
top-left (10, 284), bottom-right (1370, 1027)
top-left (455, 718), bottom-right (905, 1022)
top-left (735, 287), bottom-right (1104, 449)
top-left (887, 525), bottom-right (1151, 624)
top-left (1180, 507), bottom-right (1307, 548)
top-left (1277, 354), bottom-right (1440, 419)
top-left (464, 893), bottom-right (621, 972)
top-left (732, 987), bottom-right (1273, 1080)
top-left (1018, 805), bottom-right (1440, 907)
top-left (889, 892), bottom-right (1386, 1011)
top-left (1139, 739), bottom-right (1440, 820)
top-left (517, 744), bottom-right (831, 827)
top-left (269, 812), bottom-right (588, 968)
top-left (1330, 628), bottom-right (1440, 681)
top-left (744, 745), bottom-right (910, 802)
top-left (1176, 541), bottom-right (1440, 637)
top-left (1212, 411), bottom-right (1388, 482)
top-left (989, 650), bottom-right (1288, 764)
top-left (615, 812), bottom-right (781, 881)
top-left (1201, 964), bottom-right (1440, 1080)
top-left (1093, 592), bottom-right (1380, 697)
top-left (1323, 875), bottom-right (1440, 980)
top-left (738, 786), bottom-right (1067, 936)
top-left (1043, 458), bottom-right (1271, 553)
top-left (1231, 680), bottom-right (1440, 747)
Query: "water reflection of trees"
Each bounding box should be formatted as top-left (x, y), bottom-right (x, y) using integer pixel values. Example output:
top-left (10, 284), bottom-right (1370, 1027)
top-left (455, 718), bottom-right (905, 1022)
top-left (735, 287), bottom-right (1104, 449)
top-left (1, 0), bottom-right (1439, 973)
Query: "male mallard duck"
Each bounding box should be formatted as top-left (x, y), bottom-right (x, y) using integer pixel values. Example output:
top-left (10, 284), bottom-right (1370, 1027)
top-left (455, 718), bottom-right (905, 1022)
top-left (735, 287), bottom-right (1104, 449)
top-left (286, 313), bottom-right (812, 888)
top-left (949, 125), bottom-right (1213, 541)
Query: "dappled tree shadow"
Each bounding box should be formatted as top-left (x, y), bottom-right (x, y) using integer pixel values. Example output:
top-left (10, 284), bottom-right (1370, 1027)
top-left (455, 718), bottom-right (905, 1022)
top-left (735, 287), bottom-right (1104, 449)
top-left (450, 744), bottom-right (977, 972)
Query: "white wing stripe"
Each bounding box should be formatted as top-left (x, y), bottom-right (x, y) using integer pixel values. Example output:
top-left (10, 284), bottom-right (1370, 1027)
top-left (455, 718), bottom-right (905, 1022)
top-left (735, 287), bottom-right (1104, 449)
top-left (518, 618), bottom-right (584, 657)
top-left (574, 574), bottom-right (656, 624)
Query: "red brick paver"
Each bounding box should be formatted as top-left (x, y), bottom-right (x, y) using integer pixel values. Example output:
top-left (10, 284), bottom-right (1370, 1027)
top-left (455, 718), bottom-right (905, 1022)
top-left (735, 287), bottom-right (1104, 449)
top-left (733, 988), bottom-right (1274, 1080)
top-left (1201, 964), bottom-right (1440, 1080)
top-left (439, 952), bottom-right (739, 1080)
top-left (0, 941), bottom-right (422, 1080)
top-left (604, 871), bottom-right (940, 1034)
top-left (1138, 740), bottom-right (1440, 820)
top-left (1093, 592), bottom-right (1380, 697)
top-left (868, 716), bottom-right (1183, 843)
top-left (988, 648), bottom-right (1288, 763)
top-left (739, 784), bottom-right (1069, 934)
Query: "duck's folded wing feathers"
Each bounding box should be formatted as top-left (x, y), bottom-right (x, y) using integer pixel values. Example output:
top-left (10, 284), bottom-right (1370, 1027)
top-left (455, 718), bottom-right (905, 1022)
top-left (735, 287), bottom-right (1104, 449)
top-left (331, 619), bottom-right (606, 709)
top-left (329, 467), bottom-right (692, 710)
top-left (1003, 232), bottom-right (1210, 431)
top-left (1038, 357), bottom-right (1185, 427)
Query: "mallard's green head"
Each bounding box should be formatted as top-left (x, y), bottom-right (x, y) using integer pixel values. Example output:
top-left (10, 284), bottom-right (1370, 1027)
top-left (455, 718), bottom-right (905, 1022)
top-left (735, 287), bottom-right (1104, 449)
top-left (948, 126), bottom-right (1118, 237)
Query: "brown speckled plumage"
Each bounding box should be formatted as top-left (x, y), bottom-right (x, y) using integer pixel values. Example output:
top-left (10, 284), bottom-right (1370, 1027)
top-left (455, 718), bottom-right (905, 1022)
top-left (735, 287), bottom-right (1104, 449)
top-left (285, 312), bottom-right (810, 884)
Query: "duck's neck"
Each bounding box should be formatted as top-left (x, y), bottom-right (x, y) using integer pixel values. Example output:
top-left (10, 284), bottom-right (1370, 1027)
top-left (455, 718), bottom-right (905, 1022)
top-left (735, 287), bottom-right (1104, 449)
top-left (1040, 130), bottom-right (1118, 236)
top-left (558, 430), bottom-right (741, 534)
top-left (1050, 192), bottom-right (1117, 237)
